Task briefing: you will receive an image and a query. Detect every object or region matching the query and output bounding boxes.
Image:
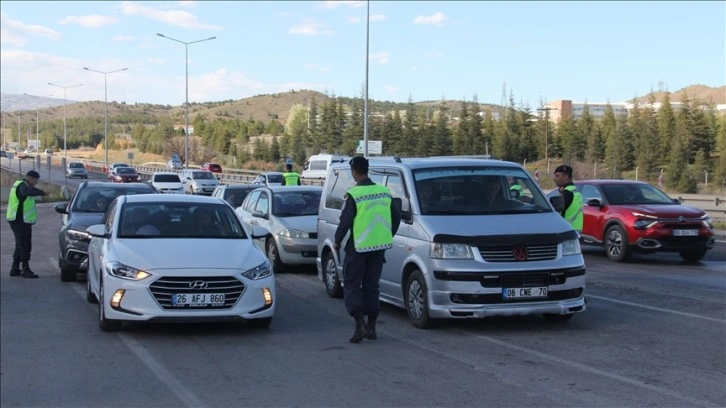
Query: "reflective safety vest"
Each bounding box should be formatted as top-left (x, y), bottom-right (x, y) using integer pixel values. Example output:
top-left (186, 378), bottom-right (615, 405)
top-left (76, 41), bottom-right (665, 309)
top-left (6, 179), bottom-right (37, 224)
top-left (347, 184), bottom-right (394, 253)
top-left (563, 184), bottom-right (583, 232)
top-left (509, 183), bottom-right (523, 198)
top-left (282, 171), bottom-right (300, 186)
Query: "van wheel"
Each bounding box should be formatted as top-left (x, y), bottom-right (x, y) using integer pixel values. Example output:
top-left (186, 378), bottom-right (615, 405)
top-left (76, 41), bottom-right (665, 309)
top-left (323, 251), bottom-right (343, 298)
top-left (542, 313), bottom-right (574, 322)
top-left (266, 238), bottom-right (285, 273)
top-left (405, 270), bottom-right (432, 329)
top-left (604, 225), bottom-right (631, 262)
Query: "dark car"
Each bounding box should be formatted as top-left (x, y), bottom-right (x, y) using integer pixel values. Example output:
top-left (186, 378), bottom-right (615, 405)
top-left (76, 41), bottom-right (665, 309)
top-left (55, 181), bottom-right (156, 282)
top-left (201, 162), bottom-right (223, 173)
top-left (211, 184), bottom-right (258, 208)
top-left (575, 180), bottom-right (715, 262)
top-left (108, 166), bottom-right (140, 183)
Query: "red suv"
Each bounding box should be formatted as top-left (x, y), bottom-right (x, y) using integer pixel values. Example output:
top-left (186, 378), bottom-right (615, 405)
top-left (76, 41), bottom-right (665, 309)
top-left (201, 162), bottom-right (223, 173)
top-left (575, 180), bottom-right (715, 262)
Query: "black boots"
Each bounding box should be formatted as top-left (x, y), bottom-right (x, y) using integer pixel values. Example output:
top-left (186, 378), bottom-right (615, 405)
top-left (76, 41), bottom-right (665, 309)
top-left (349, 311), bottom-right (368, 343)
top-left (366, 315), bottom-right (378, 340)
top-left (9, 260), bottom-right (21, 277)
top-left (20, 263), bottom-right (38, 279)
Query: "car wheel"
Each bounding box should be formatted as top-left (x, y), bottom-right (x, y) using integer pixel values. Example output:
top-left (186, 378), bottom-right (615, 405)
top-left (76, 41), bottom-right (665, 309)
top-left (247, 317), bottom-right (272, 329)
top-left (542, 313), bottom-right (574, 322)
top-left (405, 269), bottom-right (433, 329)
top-left (679, 249), bottom-right (707, 262)
top-left (604, 225), bottom-right (631, 262)
top-left (323, 251), bottom-right (343, 298)
top-left (86, 274), bottom-right (98, 304)
top-left (266, 238), bottom-right (285, 273)
top-left (98, 279), bottom-right (122, 332)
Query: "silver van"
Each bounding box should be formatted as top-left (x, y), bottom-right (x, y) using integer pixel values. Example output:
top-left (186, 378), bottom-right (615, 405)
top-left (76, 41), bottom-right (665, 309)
top-left (316, 157), bottom-right (586, 328)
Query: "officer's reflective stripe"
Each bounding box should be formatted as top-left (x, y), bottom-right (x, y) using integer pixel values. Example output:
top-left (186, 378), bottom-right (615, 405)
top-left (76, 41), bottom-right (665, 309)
top-left (353, 214), bottom-right (393, 249)
top-left (352, 192), bottom-right (391, 202)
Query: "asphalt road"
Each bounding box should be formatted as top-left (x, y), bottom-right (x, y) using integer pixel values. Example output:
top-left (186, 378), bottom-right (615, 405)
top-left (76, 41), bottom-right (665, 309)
top-left (1, 202), bottom-right (725, 408)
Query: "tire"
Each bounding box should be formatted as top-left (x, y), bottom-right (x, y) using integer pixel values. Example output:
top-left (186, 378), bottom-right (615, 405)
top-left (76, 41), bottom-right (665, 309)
top-left (266, 238), bottom-right (285, 273)
top-left (248, 317), bottom-right (272, 329)
top-left (679, 249), bottom-right (707, 262)
top-left (604, 225), bottom-right (631, 262)
top-left (323, 251), bottom-right (343, 298)
top-left (542, 313), bottom-right (574, 322)
top-left (405, 269), bottom-right (433, 329)
top-left (98, 279), bottom-right (122, 332)
top-left (86, 275), bottom-right (98, 304)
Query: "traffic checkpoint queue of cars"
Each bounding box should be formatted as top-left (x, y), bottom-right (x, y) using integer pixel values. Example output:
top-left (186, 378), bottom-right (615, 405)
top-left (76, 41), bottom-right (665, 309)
top-left (52, 156), bottom-right (716, 332)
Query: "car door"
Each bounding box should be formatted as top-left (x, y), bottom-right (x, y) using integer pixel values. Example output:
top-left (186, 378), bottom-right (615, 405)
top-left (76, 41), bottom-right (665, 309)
top-left (578, 183), bottom-right (605, 241)
top-left (250, 190), bottom-right (271, 251)
top-left (236, 190), bottom-right (261, 232)
top-left (88, 200), bottom-right (117, 298)
top-left (378, 170), bottom-right (410, 300)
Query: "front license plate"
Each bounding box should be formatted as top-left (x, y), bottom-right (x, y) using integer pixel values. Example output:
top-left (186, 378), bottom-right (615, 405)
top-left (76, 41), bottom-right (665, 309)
top-left (503, 287), bottom-right (548, 300)
top-left (673, 229), bottom-right (699, 236)
top-left (171, 293), bottom-right (225, 307)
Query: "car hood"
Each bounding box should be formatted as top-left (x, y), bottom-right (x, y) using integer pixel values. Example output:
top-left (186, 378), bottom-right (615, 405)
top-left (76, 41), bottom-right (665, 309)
top-left (71, 212), bottom-right (105, 229)
top-left (110, 239), bottom-right (266, 271)
top-left (269, 214), bottom-right (317, 233)
top-left (609, 203), bottom-right (706, 218)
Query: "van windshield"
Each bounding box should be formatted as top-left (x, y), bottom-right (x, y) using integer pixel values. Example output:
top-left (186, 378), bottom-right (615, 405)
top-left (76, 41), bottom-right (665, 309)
top-left (309, 161), bottom-right (327, 171)
top-left (413, 167), bottom-right (551, 215)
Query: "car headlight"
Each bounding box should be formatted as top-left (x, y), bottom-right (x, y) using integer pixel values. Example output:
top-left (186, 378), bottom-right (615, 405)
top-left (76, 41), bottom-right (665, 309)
top-left (430, 243), bottom-right (473, 259)
top-left (279, 229), bottom-right (309, 239)
top-left (242, 260), bottom-right (272, 280)
top-left (67, 228), bottom-right (91, 241)
top-left (562, 239), bottom-right (581, 256)
top-left (702, 216), bottom-right (713, 229)
top-left (633, 219), bottom-right (656, 229)
top-left (105, 261), bottom-right (151, 280)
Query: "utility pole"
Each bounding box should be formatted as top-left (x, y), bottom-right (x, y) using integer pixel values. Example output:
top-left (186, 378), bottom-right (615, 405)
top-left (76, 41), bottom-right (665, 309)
top-left (537, 106), bottom-right (557, 165)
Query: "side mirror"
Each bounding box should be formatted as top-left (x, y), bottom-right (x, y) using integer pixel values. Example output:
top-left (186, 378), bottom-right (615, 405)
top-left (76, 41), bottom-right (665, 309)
top-left (86, 224), bottom-right (108, 238)
top-left (549, 196), bottom-right (564, 212)
top-left (393, 197), bottom-right (412, 223)
top-left (586, 198), bottom-right (602, 207)
top-left (250, 225), bottom-right (268, 239)
top-left (54, 202), bottom-right (69, 214)
top-left (252, 209), bottom-right (267, 218)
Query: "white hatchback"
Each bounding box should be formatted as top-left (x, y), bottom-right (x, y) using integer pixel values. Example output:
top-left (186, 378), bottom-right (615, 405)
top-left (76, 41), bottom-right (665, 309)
top-left (86, 194), bottom-right (275, 331)
top-left (150, 171), bottom-right (184, 194)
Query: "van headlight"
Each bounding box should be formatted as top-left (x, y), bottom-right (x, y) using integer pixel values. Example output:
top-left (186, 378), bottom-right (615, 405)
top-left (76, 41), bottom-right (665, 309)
top-left (242, 260), bottom-right (272, 280)
top-left (430, 243), bottom-right (473, 259)
top-left (105, 261), bottom-right (151, 280)
top-left (562, 239), bottom-right (581, 256)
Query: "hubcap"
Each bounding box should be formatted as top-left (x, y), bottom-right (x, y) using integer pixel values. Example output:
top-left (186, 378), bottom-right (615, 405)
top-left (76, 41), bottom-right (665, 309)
top-left (407, 280), bottom-right (424, 319)
top-left (607, 230), bottom-right (623, 257)
top-left (325, 258), bottom-right (336, 288)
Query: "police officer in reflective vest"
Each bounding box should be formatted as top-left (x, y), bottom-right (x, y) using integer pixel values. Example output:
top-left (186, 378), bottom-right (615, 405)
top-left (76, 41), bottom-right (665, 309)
top-left (553, 165), bottom-right (583, 232)
top-left (6, 170), bottom-right (49, 278)
top-left (282, 163), bottom-right (301, 186)
top-left (334, 156), bottom-right (401, 343)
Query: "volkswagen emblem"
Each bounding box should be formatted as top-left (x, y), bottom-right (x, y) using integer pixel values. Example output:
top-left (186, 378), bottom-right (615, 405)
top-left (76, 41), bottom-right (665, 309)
top-left (189, 280), bottom-right (208, 290)
top-left (512, 244), bottom-right (528, 261)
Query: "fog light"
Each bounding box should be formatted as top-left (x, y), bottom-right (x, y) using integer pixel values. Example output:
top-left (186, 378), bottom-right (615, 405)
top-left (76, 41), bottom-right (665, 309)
top-left (262, 288), bottom-right (273, 306)
top-left (111, 290), bottom-right (125, 307)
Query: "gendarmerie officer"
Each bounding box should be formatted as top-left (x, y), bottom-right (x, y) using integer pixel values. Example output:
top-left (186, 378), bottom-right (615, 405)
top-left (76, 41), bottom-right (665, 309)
top-left (6, 170), bottom-right (49, 278)
top-left (553, 165), bottom-right (583, 232)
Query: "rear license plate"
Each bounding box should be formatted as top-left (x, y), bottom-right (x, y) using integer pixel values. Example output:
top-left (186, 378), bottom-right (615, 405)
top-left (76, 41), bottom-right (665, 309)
top-left (503, 287), bottom-right (548, 300)
top-left (171, 293), bottom-right (225, 307)
top-left (673, 229), bottom-right (699, 236)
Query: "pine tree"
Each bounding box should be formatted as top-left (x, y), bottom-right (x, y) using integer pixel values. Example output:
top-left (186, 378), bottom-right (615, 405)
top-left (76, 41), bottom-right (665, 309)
top-left (657, 93), bottom-right (676, 160)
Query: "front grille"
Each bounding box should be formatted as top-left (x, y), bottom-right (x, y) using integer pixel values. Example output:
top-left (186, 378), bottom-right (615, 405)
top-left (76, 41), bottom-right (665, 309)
top-left (479, 244), bottom-right (558, 262)
top-left (451, 288), bottom-right (583, 304)
top-left (149, 275), bottom-right (246, 310)
top-left (308, 232), bottom-right (318, 239)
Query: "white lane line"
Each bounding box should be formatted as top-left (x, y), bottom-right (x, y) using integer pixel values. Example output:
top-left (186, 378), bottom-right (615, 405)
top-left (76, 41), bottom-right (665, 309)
top-left (69, 283), bottom-right (207, 408)
top-left (460, 329), bottom-right (715, 407)
top-left (587, 294), bottom-right (726, 324)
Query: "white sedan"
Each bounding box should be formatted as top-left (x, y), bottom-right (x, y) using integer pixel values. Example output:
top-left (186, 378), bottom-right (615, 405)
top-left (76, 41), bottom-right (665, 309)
top-left (236, 186), bottom-right (322, 271)
top-left (86, 194), bottom-right (275, 331)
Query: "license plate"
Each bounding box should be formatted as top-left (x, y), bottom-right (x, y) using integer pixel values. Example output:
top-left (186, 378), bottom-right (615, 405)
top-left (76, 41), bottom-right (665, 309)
top-left (673, 229), bottom-right (699, 236)
top-left (171, 293), bottom-right (225, 307)
top-left (503, 287), bottom-right (548, 300)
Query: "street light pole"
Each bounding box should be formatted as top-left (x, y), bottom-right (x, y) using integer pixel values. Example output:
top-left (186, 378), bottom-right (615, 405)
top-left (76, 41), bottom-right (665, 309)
top-left (157, 33), bottom-right (216, 169)
top-left (84, 67), bottom-right (128, 168)
top-left (48, 82), bottom-right (83, 186)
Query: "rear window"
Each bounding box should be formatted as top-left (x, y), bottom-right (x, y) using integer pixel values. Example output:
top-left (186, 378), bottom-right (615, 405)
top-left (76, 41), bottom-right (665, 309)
top-left (309, 160), bottom-right (327, 171)
top-left (267, 174), bottom-right (283, 183)
top-left (154, 174), bottom-right (181, 183)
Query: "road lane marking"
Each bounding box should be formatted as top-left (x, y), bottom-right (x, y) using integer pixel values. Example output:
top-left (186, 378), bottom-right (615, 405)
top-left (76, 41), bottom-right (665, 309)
top-left (587, 294), bottom-right (726, 323)
top-left (68, 282), bottom-right (208, 408)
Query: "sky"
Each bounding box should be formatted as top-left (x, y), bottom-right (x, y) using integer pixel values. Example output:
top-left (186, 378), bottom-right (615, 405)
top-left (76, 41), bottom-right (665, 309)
top-left (1, 1), bottom-right (724, 110)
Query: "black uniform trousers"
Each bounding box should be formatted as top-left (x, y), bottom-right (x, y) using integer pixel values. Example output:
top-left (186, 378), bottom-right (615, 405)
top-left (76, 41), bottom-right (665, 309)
top-left (342, 249), bottom-right (385, 316)
top-left (9, 220), bottom-right (33, 264)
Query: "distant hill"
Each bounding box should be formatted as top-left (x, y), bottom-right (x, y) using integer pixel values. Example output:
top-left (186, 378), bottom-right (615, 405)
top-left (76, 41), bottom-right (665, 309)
top-left (631, 84), bottom-right (725, 105)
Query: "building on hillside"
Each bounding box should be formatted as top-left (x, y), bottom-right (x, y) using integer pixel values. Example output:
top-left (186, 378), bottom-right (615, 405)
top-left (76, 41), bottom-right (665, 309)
top-left (172, 125), bottom-right (195, 135)
top-left (544, 99), bottom-right (724, 123)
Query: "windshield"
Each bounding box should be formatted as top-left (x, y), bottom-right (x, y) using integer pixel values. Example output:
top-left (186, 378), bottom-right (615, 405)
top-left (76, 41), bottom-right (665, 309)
top-left (413, 167), bottom-right (551, 215)
top-left (118, 202), bottom-right (248, 239)
top-left (154, 174), bottom-right (181, 183)
top-left (272, 190), bottom-right (322, 216)
top-left (193, 171), bottom-right (215, 180)
top-left (116, 167), bottom-right (136, 174)
top-left (72, 187), bottom-right (153, 212)
top-left (602, 183), bottom-right (675, 205)
top-left (69, 163), bottom-right (84, 168)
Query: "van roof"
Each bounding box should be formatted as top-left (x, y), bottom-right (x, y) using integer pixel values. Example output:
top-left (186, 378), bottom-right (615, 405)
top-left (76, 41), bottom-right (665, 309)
top-left (330, 156), bottom-right (520, 171)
